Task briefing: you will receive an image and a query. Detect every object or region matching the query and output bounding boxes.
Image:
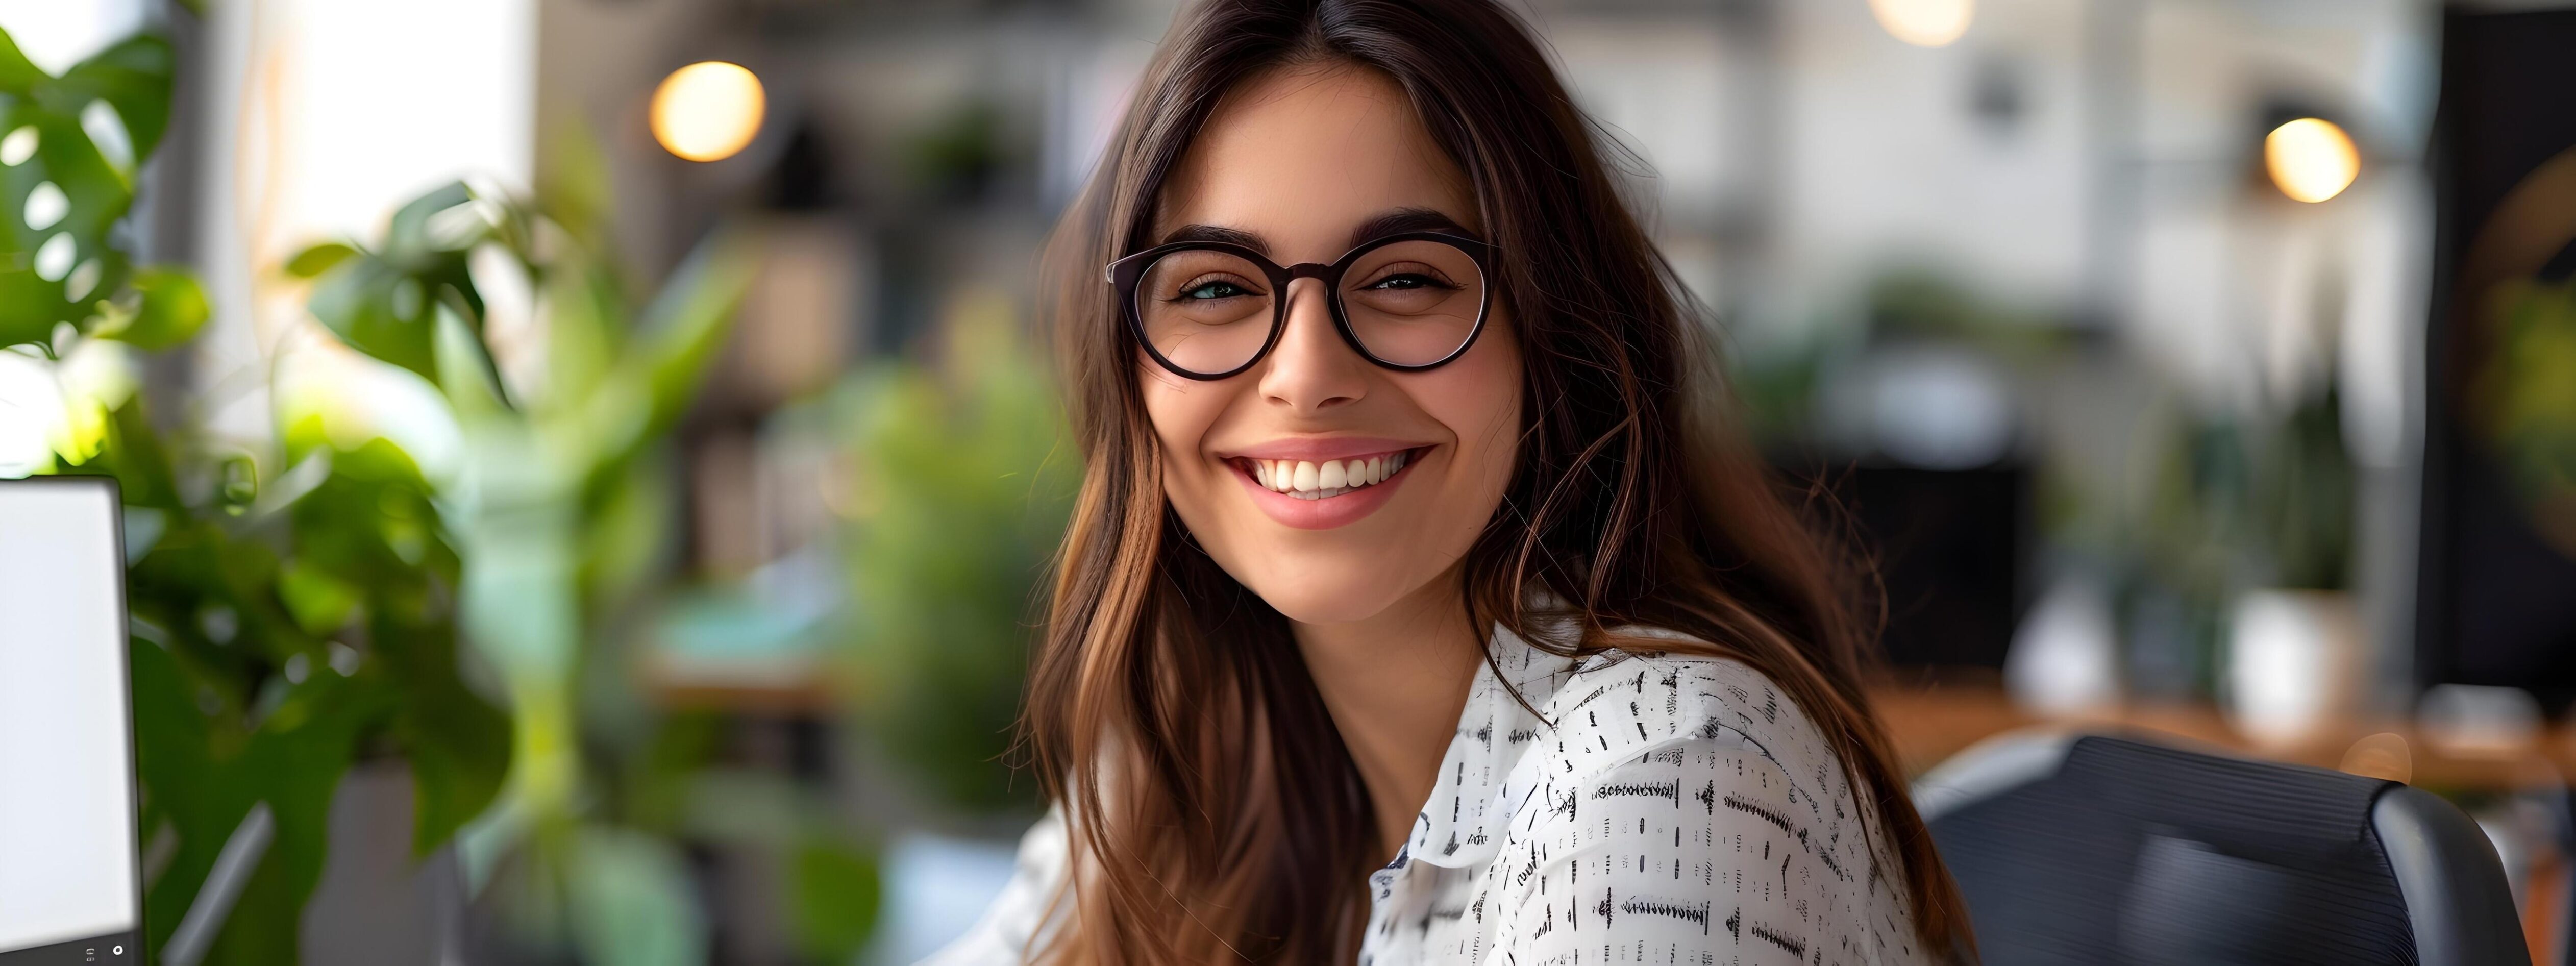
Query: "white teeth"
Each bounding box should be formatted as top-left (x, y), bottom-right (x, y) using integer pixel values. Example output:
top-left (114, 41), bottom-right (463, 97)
top-left (1249, 450), bottom-right (1415, 498)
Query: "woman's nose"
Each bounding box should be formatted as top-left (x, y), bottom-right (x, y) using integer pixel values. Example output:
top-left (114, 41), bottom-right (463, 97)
top-left (1256, 278), bottom-right (1368, 412)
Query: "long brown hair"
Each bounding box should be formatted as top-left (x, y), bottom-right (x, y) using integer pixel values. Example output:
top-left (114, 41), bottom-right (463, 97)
top-left (1021, 0), bottom-right (1972, 961)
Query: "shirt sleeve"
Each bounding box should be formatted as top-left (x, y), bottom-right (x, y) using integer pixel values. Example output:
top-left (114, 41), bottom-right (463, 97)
top-left (917, 806), bottom-right (1071, 965)
top-left (1493, 736), bottom-right (1876, 965)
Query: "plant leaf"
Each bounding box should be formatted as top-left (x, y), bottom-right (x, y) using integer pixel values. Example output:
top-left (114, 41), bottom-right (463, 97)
top-left (93, 395), bottom-right (181, 509)
top-left (433, 300), bottom-right (511, 416)
top-left (381, 182), bottom-right (475, 265)
top-left (283, 242), bottom-right (360, 280)
top-left (308, 257), bottom-right (439, 381)
top-left (605, 230), bottom-right (758, 461)
top-left (274, 562), bottom-right (357, 636)
top-left (538, 120), bottom-right (616, 256)
top-left (52, 33), bottom-right (177, 164)
top-left (788, 836), bottom-right (881, 961)
top-left (378, 615), bottom-right (511, 856)
top-left (131, 635), bottom-right (225, 949)
top-left (198, 675), bottom-right (388, 965)
top-left (24, 99), bottom-right (139, 229)
top-left (568, 827), bottom-right (708, 966)
top-left (93, 267), bottom-right (208, 349)
top-left (0, 27), bottom-right (45, 93)
top-left (0, 269), bottom-right (62, 346)
top-left (0, 106), bottom-right (136, 338)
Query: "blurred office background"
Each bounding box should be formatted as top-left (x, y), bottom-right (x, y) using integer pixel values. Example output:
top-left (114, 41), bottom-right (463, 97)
top-left (2, 0), bottom-right (2573, 961)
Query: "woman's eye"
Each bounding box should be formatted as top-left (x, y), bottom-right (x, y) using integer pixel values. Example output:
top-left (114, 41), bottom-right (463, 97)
top-left (1172, 277), bottom-right (1257, 302)
top-left (1365, 273), bottom-right (1449, 291)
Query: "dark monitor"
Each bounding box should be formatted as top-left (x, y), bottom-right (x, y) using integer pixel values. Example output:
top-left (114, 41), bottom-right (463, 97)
top-left (1785, 459), bottom-right (2030, 672)
top-left (2419, 7), bottom-right (2576, 711)
top-left (0, 478), bottom-right (143, 965)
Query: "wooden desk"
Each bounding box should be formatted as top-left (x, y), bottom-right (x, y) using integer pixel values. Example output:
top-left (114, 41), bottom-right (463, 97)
top-left (1870, 683), bottom-right (2566, 795)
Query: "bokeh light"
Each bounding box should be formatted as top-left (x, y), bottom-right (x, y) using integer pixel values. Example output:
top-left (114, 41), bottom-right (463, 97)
top-left (2264, 117), bottom-right (2361, 203)
top-left (650, 61), bottom-right (765, 162)
top-left (1870, 0), bottom-right (1974, 48)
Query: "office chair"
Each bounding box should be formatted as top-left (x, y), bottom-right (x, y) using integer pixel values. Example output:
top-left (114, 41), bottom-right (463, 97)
top-left (1915, 730), bottom-right (2529, 966)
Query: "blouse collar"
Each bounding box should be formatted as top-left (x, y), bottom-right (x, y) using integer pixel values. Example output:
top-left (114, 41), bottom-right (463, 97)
top-left (1399, 624), bottom-right (1587, 871)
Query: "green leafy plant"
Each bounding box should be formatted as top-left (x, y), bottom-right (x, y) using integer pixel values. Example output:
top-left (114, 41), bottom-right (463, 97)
top-left (107, 431), bottom-right (509, 964)
top-left (833, 292), bottom-right (1075, 815)
top-left (6, 25), bottom-right (875, 963)
top-left (0, 30), bottom-right (204, 350)
top-left (0, 27), bottom-right (505, 965)
top-left (283, 140), bottom-right (884, 961)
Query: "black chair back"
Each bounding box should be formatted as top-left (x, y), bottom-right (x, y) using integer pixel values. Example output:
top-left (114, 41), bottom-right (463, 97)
top-left (1917, 732), bottom-right (2528, 966)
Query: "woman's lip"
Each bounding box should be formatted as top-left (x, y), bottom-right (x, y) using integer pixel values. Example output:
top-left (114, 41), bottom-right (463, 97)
top-left (1232, 448), bottom-right (1420, 531)
top-left (1220, 436), bottom-right (1431, 463)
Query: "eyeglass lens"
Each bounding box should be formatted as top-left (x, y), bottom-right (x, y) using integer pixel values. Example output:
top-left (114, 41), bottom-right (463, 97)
top-left (1133, 239), bottom-right (1485, 375)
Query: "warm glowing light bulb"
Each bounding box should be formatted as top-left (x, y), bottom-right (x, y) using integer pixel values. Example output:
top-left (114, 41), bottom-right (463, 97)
top-left (1870, 0), bottom-right (1974, 48)
top-left (2264, 118), bottom-right (2360, 204)
top-left (651, 61), bottom-right (766, 162)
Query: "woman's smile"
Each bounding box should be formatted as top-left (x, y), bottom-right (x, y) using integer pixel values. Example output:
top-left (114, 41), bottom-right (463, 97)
top-left (1218, 438), bottom-right (1434, 529)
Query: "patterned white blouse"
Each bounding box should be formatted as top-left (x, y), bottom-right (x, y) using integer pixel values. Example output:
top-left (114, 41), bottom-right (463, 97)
top-left (926, 626), bottom-right (1928, 965)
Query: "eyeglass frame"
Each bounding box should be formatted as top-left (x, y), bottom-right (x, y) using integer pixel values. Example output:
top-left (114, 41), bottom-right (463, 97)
top-left (1105, 230), bottom-right (1499, 381)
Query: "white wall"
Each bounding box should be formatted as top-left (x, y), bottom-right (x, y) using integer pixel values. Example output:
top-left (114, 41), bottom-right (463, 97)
top-left (194, 0), bottom-right (538, 450)
top-left (1774, 0), bottom-right (2097, 323)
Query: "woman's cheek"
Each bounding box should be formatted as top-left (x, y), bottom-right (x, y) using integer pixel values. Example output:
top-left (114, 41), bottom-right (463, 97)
top-left (1429, 323), bottom-right (1523, 503)
top-left (1140, 370), bottom-right (1241, 538)
top-left (1141, 364), bottom-right (1225, 464)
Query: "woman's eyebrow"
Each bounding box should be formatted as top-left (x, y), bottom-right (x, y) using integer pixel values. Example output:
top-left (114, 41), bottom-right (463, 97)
top-left (1158, 224), bottom-right (1269, 253)
top-left (1348, 208), bottom-right (1477, 247)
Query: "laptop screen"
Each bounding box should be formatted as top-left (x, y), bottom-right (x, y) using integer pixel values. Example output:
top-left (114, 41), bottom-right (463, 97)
top-left (0, 479), bottom-right (141, 963)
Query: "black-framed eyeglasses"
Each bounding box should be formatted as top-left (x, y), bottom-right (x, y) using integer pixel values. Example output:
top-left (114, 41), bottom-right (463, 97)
top-left (1106, 231), bottom-right (1496, 380)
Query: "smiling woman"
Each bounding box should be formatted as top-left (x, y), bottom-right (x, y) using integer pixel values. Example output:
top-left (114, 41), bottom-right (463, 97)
top-left (929, 1), bottom-right (1974, 963)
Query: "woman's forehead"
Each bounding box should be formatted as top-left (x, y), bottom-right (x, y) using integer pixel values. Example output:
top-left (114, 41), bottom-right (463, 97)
top-left (1153, 64), bottom-right (1479, 261)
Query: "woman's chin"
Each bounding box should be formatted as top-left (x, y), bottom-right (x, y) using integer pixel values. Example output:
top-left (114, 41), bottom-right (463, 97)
top-left (1242, 573), bottom-right (1414, 628)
